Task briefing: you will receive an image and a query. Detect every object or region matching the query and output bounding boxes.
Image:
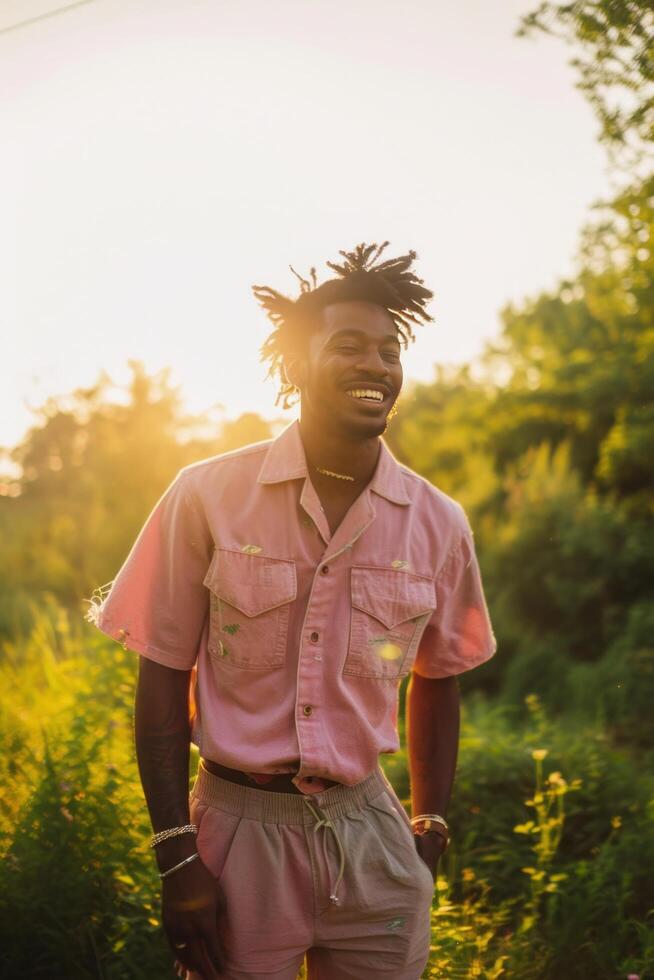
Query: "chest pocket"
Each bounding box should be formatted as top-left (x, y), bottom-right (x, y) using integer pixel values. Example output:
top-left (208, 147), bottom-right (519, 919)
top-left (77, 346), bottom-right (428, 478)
top-left (204, 549), bottom-right (296, 669)
top-left (345, 566), bottom-right (436, 680)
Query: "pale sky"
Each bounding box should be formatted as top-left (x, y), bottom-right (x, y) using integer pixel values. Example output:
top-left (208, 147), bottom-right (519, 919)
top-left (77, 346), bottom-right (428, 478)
top-left (1, 0), bottom-right (612, 449)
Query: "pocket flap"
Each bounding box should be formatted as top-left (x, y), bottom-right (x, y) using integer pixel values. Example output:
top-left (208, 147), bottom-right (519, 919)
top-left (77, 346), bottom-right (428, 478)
top-left (351, 566), bottom-right (436, 629)
top-left (204, 549), bottom-right (296, 617)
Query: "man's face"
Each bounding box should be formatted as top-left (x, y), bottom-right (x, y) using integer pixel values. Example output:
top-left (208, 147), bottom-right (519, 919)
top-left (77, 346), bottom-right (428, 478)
top-left (297, 300), bottom-right (403, 439)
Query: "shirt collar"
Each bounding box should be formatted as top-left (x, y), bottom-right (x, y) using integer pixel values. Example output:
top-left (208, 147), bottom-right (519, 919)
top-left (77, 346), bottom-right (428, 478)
top-left (257, 420), bottom-right (411, 506)
top-left (370, 439), bottom-right (411, 506)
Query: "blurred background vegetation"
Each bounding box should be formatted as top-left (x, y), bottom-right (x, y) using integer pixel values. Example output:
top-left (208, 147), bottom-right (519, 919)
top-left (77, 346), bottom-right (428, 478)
top-left (1, 2), bottom-right (653, 977)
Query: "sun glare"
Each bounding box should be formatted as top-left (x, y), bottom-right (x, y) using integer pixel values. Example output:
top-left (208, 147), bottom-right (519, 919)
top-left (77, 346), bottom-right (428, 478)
top-left (1, 0), bottom-right (609, 449)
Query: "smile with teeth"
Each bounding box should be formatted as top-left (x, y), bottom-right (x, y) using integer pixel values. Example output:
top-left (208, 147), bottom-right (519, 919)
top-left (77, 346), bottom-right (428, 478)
top-left (346, 389), bottom-right (385, 402)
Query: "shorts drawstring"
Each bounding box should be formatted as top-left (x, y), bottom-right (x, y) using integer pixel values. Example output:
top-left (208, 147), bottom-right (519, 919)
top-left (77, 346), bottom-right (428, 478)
top-left (303, 796), bottom-right (346, 906)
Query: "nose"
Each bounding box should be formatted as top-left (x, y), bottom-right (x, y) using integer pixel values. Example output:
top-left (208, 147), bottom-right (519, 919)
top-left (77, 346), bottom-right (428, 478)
top-left (355, 346), bottom-right (390, 378)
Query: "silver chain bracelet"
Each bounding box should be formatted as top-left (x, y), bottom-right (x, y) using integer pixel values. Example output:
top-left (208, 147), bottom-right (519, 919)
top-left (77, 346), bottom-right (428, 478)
top-left (159, 852), bottom-right (200, 880)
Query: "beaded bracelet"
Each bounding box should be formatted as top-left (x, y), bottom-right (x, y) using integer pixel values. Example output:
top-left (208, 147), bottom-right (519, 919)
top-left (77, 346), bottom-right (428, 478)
top-left (149, 824), bottom-right (198, 848)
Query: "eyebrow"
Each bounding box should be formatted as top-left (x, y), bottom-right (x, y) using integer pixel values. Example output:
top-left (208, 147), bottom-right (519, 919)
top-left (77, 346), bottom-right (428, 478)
top-left (329, 329), bottom-right (401, 347)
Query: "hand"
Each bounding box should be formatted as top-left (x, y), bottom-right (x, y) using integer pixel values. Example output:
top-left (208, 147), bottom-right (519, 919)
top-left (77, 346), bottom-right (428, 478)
top-left (414, 831), bottom-right (447, 881)
top-left (160, 852), bottom-right (227, 979)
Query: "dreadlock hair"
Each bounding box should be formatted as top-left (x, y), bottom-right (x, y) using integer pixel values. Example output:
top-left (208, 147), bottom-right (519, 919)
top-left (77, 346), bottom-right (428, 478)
top-left (253, 242), bottom-right (434, 408)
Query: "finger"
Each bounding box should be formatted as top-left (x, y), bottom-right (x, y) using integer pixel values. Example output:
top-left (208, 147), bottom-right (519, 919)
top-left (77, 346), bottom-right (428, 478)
top-left (202, 925), bottom-right (226, 974)
top-left (172, 941), bottom-right (203, 979)
top-left (182, 936), bottom-right (220, 980)
top-left (196, 936), bottom-right (223, 979)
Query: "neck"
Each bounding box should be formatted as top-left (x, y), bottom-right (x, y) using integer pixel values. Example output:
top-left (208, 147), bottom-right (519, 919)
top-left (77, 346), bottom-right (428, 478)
top-left (299, 416), bottom-right (381, 485)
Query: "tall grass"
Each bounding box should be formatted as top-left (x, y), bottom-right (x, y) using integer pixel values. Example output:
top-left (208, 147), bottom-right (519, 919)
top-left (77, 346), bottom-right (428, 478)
top-left (1, 605), bottom-right (652, 978)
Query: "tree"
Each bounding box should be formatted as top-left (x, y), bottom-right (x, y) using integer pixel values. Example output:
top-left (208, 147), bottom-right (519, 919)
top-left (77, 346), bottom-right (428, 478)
top-left (0, 364), bottom-right (274, 634)
top-left (519, 1), bottom-right (654, 170)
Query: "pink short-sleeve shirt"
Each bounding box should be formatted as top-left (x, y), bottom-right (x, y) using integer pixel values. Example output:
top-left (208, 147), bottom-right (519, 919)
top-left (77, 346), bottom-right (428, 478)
top-left (91, 421), bottom-right (496, 793)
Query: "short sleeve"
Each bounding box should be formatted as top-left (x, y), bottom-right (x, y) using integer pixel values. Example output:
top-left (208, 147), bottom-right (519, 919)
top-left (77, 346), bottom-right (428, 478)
top-left (87, 472), bottom-right (212, 670)
top-left (412, 529), bottom-right (496, 679)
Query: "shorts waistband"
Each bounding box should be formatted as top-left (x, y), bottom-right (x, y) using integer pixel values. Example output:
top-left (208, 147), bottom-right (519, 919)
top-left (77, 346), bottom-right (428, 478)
top-left (191, 762), bottom-right (389, 825)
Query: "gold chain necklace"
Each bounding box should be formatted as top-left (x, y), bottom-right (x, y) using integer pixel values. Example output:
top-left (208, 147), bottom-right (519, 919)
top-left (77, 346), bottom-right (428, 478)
top-left (315, 466), bottom-right (355, 482)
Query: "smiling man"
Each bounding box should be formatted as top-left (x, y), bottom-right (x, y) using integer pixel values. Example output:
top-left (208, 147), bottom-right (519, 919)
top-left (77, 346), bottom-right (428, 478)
top-left (89, 243), bottom-right (496, 980)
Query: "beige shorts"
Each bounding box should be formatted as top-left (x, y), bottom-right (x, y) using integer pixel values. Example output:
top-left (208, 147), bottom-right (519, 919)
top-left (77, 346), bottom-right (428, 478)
top-left (187, 764), bottom-right (433, 980)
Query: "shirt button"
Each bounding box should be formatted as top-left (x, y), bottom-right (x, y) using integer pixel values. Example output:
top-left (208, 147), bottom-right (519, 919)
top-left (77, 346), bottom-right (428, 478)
top-left (321, 565), bottom-right (329, 574)
top-left (310, 631), bottom-right (319, 643)
top-left (303, 705), bottom-right (313, 716)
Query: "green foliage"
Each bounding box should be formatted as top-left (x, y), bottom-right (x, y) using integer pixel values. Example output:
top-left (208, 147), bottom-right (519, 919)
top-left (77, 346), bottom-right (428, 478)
top-left (0, 608), bottom-right (170, 978)
top-left (3, 611), bottom-right (652, 978)
top-left (519, 0), bottom-right (654, 169)
top-left (416, 693), bottom-right (654, 978)
top-left (0, 363), bottom-right (275, 640)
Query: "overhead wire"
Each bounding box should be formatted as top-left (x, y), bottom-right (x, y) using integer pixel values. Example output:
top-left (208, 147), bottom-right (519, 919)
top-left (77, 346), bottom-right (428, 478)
top-left (0, 0), bottom-right (98, 39)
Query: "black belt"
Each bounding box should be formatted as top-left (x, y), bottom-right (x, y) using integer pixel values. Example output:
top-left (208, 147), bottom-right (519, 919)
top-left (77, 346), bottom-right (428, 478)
top-left (200, 759), bottom-right (339, 795)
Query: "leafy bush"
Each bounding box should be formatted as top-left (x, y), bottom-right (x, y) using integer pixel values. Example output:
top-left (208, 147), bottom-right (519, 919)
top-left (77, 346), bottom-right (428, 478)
top-left (2, 608), bottom-right (652, 979)
top-left (0, 607), bottom-right (168, 979)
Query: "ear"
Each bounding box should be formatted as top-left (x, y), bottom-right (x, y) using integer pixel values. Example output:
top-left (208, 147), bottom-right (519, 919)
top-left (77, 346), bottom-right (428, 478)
top-left (282, 354), bottom-right (306, 393)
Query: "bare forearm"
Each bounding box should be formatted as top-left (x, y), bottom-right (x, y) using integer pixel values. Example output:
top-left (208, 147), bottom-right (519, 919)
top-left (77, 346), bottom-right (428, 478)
top-left (134, 656), bottom-right (193, 838)
top-left (135, 658), bottom-right (225, 977)
top-left (406, 673), bottom-right (460, 818)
